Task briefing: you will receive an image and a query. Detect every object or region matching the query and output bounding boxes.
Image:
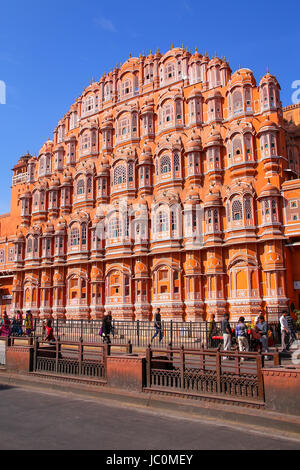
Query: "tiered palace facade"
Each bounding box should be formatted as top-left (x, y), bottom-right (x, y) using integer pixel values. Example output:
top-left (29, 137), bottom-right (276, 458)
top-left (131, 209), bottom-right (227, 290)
top-left (1, 46), bottom-right (300, 321)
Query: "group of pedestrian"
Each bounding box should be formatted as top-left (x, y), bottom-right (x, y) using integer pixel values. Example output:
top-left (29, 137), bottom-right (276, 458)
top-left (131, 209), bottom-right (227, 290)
top-left (220, 310), bottom-right (297, 358)
top-left (221, 313), bottom-right (270, 359)
top-left (0, 310), bottom-right (34, 337)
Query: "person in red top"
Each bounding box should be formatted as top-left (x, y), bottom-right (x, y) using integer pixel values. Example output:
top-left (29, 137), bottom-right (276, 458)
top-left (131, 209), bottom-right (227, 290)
top-left (45, 319), bottom-right (55, 343)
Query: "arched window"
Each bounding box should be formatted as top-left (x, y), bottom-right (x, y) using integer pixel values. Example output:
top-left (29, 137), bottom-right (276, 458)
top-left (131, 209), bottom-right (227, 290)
top-left (144, 64), bottom-right (154, 83)
top-left (171, 210), bottom-right (177, 231)
top-left (70, 228), bottom-right (80, 246)
top-left (165, 63), bottom-right (175, 81)
top-left (232, 199), bottom-right (243, 220)
top-left (157, 211), bottom-right (168, 232)
top-left (81, 224), bottom-right (87, 246)
top-left (128, 163), bottom-right (134, 182)
top-left (232, 135), bottom-right (243, 161)
top-left (114, 165), bottom-right (126, 185)
top-left (27, 238), bottom-right (32, 253)
top-left (104, 83), bottom-right (112, 102)
top-left (33, 238), bottom-right (38, 254)
top-left (232, 89), bottom-right (243, 113)
top-left (244, 87), bottom-right (252, 110)
top-left (173, 153), bottom-right (180, 172)
top-left (214, 209), bottom-right (218, 224)
top-left (160, 155), bottom-right (171, 174)
top-left (77, 179), bottom-right (85, 195)
top-left (122, 79), bottom-right (132, 96)
top-left (175, 101), bottom-right (182, 120)
top-left (244, 134), bottom-right (252, 159)
top-left (244, 197), bottom-right (252, 220)
top-left (110, 218), bottom-right (121, 238)
top-left (87, 177), bottom-right (92, 195)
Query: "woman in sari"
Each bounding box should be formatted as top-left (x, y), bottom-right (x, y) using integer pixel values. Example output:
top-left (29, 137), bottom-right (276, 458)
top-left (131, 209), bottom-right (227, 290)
top-left (16, 310), bottom-right (23, 336)
top-left (0, 311), bottom-right (11, 337)
top-left (24, 310), bottom-right (33, 336)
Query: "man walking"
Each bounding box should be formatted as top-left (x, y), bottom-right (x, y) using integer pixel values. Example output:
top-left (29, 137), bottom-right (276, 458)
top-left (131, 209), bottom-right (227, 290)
top-left (280, 311), bottom-right (290, 352)
top-left (151, 308), bottom-right (162, 343)
top-left (235, 316), bottom-right (249, 355)
top-left (222, 313), bottom-right (232, 359)
top-left (101, 311), bottom-right (112, 344)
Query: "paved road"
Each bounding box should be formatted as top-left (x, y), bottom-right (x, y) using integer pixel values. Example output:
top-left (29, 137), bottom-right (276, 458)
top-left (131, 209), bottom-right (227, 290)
top-left (0, 384), bottom-right (299, 450)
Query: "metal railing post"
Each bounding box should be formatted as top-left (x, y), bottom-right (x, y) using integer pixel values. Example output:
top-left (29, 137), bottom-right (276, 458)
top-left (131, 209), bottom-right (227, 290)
top-left (103, 343), bottom-right (108, 380)
top-left (170, 320), bottom-right (173, 347)
top-left (256, 353), bottom-right (265, 402)
top-left (146, 345), bottom-right (152, 388)
top-left (55, 340), bottom-right (59, 373)
top-left (79, 338), bottom-right (83, 375)
top-left (216, 346), bottom-right (222, 394)
top-left (180, 345), bottom-right (185, 390)
top-left (137, 320), bottom-right (140, 347)
top-left (33, 337), bottom-right (39, 371)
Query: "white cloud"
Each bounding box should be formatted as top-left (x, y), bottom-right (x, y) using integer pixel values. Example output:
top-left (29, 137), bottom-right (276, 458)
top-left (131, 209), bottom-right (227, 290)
top-left (94, 17), bottom-right (117, 33)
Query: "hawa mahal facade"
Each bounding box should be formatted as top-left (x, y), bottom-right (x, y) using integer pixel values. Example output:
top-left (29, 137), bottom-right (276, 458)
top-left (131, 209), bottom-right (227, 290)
top-left (0, 46), bottom-right (300, 322)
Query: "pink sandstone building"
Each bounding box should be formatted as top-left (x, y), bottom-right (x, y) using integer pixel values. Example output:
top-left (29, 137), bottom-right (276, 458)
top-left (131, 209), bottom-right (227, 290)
top-left (0, 46), bottom-right (300, 322)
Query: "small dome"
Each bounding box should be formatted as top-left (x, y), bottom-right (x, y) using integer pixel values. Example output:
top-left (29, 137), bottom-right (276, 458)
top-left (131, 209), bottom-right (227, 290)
top-left (16, 230), bottom-right (24, 240)
top-left (205, 129), bottom-right (222, 146)
top-left (258, 117), bottom-right (278, 133)
top-left (49, 177), bottom-right (60, 188)
top-left (259, 182), bottom-right (280, 198)
top-left (230, 68), bottom-right (256, 87)
top-left (56, 218), bottom-right (66, 231)
top-left (204, 189), bottom-right (221, 205)
top-left (186, 135), bottom-right (202, 151)
top-left (259, 72), bottom-right (279, 88)
top-left (44, 222), bottom-right (54, 233)
top-left (184, 187), bottom-right (200, 204)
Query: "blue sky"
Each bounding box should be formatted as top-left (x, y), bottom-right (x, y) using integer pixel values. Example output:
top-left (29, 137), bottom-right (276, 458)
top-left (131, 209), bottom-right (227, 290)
top-left (0, 0), bottom-right (299, 213)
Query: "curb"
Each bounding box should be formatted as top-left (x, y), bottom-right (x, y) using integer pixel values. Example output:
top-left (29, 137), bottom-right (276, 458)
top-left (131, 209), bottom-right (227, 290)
top-left (1, 369), bottom-right (300, 441)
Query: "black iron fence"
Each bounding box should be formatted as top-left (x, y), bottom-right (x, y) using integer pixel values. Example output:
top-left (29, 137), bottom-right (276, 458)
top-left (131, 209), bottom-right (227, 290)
top-left (32, 319), bottom-right (281, 349)
top-left (145, 346), bottom-right (281, 404)
top-left (33, 338), bottom-right (107, 381)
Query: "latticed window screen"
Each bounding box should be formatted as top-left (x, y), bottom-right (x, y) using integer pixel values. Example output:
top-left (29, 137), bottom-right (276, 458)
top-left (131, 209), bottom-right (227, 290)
top-left (233, 136), bottom-right (242, 157)
top-left (171, 211), bottom-right (177, 231)
top-left (174, 153), bottom-right (180, 172)
top-left (264, 200), bottom-right (270, 215)
top-left (207, 209), bottom-right (212, 224)
top-left (70, 228), bottom-right (80, 246)
top-left (232, 199), bottom-right (243, 220)
top-left (128, 163), bottom-right (134, 182)
top-left (160, 155), bottom-right (171, 173)
top-left (272, 199), bottom-right (277, 216)
top-left (87, 177), bottom-right (92, 194)
top-left (244, 197), bottom-right (252, 220)
top-left (27, 238), bottom-right (32, 253)
top-left (77, 180), bottom-right (85, 195)
top-left (110, 218), bottom-right (121, 238)
top-left (114, 165), bottom-right (126, 185)
top-left (244, 134), bottom-right (252, 157)
top-left (81, 225), bottom-right (87, 245)
top-left (157, 211), bottom-right (168, 232)
top-left (214, 209), bottom-right (218, 223)
top-left (232, 89), bottom-right (243, 112)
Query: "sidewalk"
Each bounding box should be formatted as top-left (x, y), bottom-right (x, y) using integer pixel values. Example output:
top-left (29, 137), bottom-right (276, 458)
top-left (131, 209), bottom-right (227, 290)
top-left (0, 367), bottom-right (299, 442)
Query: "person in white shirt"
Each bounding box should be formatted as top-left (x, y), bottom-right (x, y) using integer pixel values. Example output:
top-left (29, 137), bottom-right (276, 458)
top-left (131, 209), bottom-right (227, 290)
top-left (279, 311), bottom-right (290, 352)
